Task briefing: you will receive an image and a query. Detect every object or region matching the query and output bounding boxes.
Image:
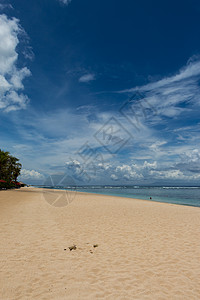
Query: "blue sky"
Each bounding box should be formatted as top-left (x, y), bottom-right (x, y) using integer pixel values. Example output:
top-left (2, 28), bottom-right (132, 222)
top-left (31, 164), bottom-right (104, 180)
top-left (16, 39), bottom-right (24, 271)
top-left (0, 0), bottom-right (200, 185)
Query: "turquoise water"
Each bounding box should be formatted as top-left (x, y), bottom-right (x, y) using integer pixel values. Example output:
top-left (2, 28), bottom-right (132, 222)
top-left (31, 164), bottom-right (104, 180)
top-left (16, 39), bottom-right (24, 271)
top-left (75, 186), bottom-right (200, 207)
top-left (37, 185), bottom-right (200, 207)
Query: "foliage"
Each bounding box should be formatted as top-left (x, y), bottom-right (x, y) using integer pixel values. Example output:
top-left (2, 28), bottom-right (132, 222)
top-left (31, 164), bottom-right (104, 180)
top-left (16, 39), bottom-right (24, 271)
top-left (0, 149), bottom-right (22, 189)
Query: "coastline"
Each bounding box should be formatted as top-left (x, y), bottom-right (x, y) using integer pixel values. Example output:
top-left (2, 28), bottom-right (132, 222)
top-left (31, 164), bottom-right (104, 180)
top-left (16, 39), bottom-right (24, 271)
top-left (33, 185), bottom-right (200, 208)
top-left (0, 187), bottom-right (200, 299)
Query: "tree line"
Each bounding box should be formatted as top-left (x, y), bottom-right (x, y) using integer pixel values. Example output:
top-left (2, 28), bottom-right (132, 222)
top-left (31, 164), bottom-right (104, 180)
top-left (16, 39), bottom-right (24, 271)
top-left (0, 149), bottom-right (22, 189)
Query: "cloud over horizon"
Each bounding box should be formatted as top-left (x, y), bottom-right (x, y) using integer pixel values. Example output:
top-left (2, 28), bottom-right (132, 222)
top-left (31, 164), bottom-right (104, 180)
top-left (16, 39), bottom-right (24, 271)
top-left (20, 169), bottom-right (44, 180)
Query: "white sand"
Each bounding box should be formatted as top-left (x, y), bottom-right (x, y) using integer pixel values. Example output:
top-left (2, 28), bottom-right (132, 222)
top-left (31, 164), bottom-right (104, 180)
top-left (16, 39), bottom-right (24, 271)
top-left (0, 187), bottom-right (200, 299)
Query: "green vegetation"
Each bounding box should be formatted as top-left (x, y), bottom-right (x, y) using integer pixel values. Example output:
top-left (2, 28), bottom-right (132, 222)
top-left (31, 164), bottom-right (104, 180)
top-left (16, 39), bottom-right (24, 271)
top-left (0, 149), bottom-right (22, 190)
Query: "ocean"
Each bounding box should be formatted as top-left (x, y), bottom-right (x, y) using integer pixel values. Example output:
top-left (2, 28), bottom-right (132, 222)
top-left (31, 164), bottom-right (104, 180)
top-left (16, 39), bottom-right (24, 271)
top-left (37, 185), bottom-right (200, 207)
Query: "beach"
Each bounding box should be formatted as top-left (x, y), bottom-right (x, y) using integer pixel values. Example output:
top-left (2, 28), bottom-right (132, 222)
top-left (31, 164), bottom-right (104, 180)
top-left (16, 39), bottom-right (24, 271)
top-left (0, 187), bottom-right (200, 299)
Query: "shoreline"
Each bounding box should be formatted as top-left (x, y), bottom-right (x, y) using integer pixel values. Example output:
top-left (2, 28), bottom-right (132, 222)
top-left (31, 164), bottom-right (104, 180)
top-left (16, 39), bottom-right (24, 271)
top-left (1, 187), bottom-right (200, 299)
top-left (30, 186), bottom-right (200, 208)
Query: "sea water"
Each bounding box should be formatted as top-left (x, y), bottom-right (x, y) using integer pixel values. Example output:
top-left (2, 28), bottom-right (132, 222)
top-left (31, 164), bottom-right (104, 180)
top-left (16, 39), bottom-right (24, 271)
top-left (38, 185), bottom-right (200, 207)
top-left (75, 186), bottom-right (200, 207)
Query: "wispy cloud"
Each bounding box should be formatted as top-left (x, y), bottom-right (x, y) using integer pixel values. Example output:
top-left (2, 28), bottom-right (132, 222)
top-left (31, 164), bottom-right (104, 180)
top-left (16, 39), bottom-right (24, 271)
top-left (79, 73), bottom-right (95, 83)
top-left (118, 58), bottom-right (200, 120)
top-left (58, 0), bottom-right (72, 6)
top-left (120, 58), bottom-right (200, 93)
top-left (0, 14), bottom-right (31, 112)
top-left (0, 3), bottom-right (13, 10)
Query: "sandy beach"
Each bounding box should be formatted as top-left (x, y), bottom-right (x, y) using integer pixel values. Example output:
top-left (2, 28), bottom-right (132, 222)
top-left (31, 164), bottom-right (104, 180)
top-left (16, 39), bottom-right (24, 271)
top-left (0, 187), bottom-right (200, 299)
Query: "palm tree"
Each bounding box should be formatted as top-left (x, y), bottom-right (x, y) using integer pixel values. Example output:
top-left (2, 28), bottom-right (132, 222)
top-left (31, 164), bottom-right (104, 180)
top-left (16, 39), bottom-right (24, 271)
top-left (0, 150), bottom-right (10, 180)
top-left (0, 149), bottom-right (22, 182)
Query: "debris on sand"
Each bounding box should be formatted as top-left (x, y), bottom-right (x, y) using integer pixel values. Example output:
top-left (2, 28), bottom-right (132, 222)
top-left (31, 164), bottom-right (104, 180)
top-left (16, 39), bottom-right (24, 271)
top-left (68, 245), bottom-right (77, 251)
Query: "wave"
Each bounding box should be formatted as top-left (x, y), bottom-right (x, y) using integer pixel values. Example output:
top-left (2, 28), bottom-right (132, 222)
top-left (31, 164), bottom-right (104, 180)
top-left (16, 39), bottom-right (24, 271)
top-left (162, 187), bottom-right (200, 189)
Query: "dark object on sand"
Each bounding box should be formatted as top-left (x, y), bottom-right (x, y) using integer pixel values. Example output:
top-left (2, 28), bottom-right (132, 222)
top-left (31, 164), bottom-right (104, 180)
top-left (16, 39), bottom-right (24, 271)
top-left (93, 244), bottom-right (98, 248)
top-left (150, 197), bottom-right (152, 200)
top-left (69, 245), bottom-right (77, 251)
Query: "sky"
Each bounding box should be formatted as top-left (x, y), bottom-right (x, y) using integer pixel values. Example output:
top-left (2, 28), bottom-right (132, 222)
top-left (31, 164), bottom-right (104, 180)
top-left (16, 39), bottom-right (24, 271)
top-left (0, 0), bottom-right (200, 186)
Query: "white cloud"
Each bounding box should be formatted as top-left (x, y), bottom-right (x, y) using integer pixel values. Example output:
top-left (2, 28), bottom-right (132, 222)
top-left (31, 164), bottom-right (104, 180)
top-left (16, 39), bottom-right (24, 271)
top-left (111, 174), bottom-right (118, 181)
top-left (20, 169), bottom-right (44, 180)
top-left (123, 172), bottom-right (143, 180)
top-left (0, 3), bottom-right (13, 10)
top-left (173, 149), bottom-right (200, 174)
top-left (0, 14), bottom-right (31, 112)
top-left (58, 0), bottom-right (72, 6)
top-left (116, 164), bottom-right (131, 172)
top-left (115, 162), bottom-right (157, 180)
top-left (120, 58), bottom-right (200, 93)
top-left (182, 149), bottom-right (200, 162)
top-left (150, 169), bottom-right (184, 179)
top-left (143, 161), bottom-right (157, 169)
top-left (79, 73), bottom-right (95, 83)
top-left (65, 160), bottom-right (81, 169)
top-left (149, 169), bottom-right (200, 180)
top-left (65, 158), bottom-right (112, 182)
top-left (97, 163), bottom-right (111, 170)
top-left (149, 141), bottom-right (167, 153)
top-left (75, 154), bottom-right (200, 182)
top-left (118, 58), bottom-right (200, 121)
